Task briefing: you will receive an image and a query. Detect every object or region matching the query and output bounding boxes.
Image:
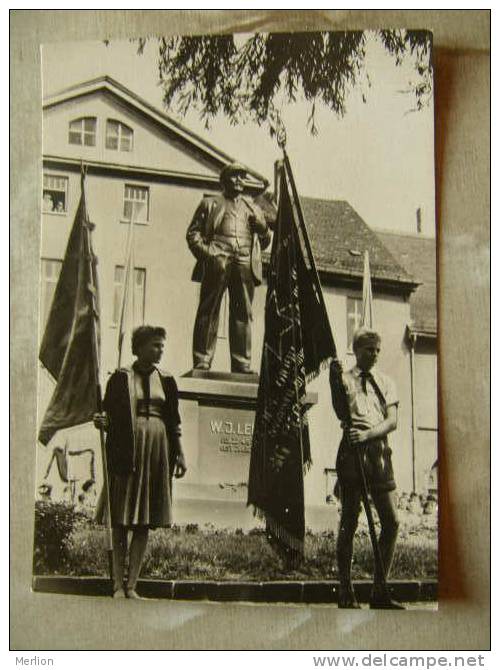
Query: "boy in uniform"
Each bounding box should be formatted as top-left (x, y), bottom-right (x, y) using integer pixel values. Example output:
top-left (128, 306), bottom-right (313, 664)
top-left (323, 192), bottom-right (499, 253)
top-left (331, 327), bottom-right (405, 609)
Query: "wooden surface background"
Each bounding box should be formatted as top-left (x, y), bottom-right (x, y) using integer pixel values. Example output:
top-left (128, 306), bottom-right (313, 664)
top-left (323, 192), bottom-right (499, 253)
top-left (10, 10), bottom-right (490, 650)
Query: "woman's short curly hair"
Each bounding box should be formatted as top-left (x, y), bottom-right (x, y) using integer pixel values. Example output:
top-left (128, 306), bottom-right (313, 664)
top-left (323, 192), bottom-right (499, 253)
top-left (131, 325), bottom-right (166, 356)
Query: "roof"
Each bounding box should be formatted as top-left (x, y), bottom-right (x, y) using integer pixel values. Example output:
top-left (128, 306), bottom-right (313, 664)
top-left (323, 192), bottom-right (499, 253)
top-left (377, 231), bottom-right (437, 336)
top-left (297, 197), bottom-right (417, 291)
top-left (261, 195), bottom-right (418, 293)
top-left (43, 76), bottom-right (269, 191)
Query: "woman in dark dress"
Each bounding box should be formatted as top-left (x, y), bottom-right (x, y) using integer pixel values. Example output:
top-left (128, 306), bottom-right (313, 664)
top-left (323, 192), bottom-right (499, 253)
top-left (94, 326), bottom-right (187, 599)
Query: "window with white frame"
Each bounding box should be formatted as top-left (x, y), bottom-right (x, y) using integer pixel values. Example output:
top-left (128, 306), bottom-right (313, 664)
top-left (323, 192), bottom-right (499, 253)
top-left (123, 184), bottom-right (149, 223)
top-left (68, 117), bottom-right (97, 146)
top-left (40, 259), bottom-right (62, 331)
top-left (43, 174), bottom-right (69, 213)
top-left (106, 120), bottom-right (133, 152)
top-left (346, 296), bottom-right (362, 351)
top-left (112, 265), bottom-right (146, 327)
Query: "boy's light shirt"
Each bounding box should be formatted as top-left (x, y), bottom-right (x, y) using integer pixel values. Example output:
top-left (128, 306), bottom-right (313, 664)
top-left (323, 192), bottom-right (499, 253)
top-left (343, 365), bottom-right (398, 431)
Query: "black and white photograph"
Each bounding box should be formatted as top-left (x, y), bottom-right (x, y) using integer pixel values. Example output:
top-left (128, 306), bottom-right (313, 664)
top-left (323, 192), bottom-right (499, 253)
top-left (32, 26), bottom-right (440, 614)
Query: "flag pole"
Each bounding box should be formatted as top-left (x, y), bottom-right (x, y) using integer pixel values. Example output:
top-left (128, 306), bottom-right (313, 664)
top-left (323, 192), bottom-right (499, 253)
top-left (362, 250), bottom-right (374, 328)
top-left (281, 149), bottom-right (335, 351)
top-left (117, 206), bottom-right (136, 368)
top-left (359, 252), bottom-right (391, 593)
top-left (80, 167), bottom-right (114, 586)
top-left (277, 131), bottom-right (333, 564)
top-left (277, 130), bottom-right (391, 600)
top-left (288, 196), bottom-right (305, 567)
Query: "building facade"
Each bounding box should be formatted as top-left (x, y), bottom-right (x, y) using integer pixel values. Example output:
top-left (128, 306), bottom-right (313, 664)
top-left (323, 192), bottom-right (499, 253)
top-left (37, 77), bottom-right (438, 528)
top-left (379, 231), bottom-right (438, 494)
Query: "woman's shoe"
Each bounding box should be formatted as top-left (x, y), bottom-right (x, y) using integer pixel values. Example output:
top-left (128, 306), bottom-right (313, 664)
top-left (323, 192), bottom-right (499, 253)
top-left (112, 588), bottom-right (126, 599)
top-left (126, 588), bottom-right (146, 600)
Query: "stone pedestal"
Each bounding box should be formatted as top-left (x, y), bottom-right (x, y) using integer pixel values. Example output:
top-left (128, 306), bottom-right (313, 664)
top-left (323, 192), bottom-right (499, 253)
top-left (174, 370), bottom-right (318, 528)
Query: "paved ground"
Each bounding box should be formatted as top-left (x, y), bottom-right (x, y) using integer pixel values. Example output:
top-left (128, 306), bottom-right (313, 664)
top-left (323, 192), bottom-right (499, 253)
top-left (351, 602), bottom-right (437, 611)
top-left (33, 575), bottom-right (438, 607)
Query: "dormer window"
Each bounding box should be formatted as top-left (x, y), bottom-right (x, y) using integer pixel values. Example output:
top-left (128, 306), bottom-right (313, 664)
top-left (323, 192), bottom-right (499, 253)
top-left (68, 117), bottom-right (96, 146)
top-left (106, 119), bottom-right (133, 152)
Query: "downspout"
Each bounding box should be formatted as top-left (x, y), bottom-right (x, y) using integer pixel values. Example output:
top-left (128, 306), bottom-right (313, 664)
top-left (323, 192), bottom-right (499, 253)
top-left (408, 328), bottom-right (418, 493)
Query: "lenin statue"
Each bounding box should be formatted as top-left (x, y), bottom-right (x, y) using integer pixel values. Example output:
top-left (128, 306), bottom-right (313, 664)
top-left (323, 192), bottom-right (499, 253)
top-left (187, 163), bottom-right (271, 373)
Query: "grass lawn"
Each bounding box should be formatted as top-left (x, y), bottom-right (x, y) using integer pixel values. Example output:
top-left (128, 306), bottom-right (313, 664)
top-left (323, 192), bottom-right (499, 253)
top-left (34, 501), bottom-right (437, 581)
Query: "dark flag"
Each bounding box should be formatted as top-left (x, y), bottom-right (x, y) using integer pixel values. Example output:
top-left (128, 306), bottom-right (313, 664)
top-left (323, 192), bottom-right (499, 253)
top-left (248, 162), bottom-right (334, 561)
top-left (38, 177), bottom-right (100, 445)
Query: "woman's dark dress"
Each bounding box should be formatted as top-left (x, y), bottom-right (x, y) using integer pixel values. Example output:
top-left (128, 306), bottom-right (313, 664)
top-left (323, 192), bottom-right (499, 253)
top-left (96, 366), bottom-right (181, 528)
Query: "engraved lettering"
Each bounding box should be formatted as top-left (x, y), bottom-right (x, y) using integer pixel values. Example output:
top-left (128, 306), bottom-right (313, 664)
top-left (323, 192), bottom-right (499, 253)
top-left (211, 420), bottom-right (223, 434)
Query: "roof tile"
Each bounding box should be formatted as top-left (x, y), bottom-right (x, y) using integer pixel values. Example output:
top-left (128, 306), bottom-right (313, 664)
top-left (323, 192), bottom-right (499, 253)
top-left (378, 231), bottom-right (437, 334)
top-left (299, 198), bottom-right (414, 284)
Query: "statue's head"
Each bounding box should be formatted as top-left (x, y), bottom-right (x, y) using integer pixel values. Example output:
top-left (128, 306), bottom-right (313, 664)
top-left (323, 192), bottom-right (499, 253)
top-left (220, 162), bottom-right (247, 196)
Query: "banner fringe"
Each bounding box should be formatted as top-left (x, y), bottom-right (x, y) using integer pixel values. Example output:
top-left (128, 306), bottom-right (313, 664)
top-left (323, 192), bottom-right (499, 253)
top-left (305, 356), bottom-right (333, 385)
top-left (249, 504), bottom-right (305, 555)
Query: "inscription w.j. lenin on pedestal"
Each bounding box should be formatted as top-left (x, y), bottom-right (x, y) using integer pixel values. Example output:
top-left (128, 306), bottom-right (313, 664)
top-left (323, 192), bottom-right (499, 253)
top-left (186, 163), bottom-right (271, 373)
top-left (211, 419), bottom-right (254, 454)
